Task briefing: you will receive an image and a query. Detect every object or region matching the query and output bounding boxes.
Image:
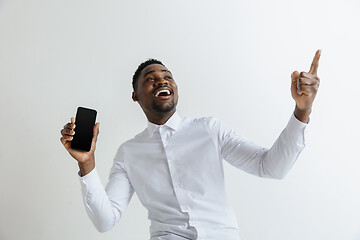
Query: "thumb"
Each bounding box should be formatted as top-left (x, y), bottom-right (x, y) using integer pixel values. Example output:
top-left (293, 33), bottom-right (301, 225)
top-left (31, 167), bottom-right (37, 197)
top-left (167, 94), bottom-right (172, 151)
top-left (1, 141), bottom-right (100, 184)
top-left (291, 70), bottom-right (300, 95)
top-left (92, 122), bottom-right (100, 143)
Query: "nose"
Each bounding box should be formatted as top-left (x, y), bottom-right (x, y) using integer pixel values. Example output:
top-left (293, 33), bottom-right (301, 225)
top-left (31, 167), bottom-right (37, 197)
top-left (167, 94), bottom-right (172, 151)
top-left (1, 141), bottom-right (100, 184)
top-left (154, 77), bottom-right (168, 86)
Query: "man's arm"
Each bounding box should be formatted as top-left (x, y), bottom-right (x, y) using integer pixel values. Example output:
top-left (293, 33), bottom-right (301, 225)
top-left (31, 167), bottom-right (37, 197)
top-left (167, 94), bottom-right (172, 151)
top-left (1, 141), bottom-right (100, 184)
top-left (79, 155), bottom-right (134, 232)
top-left (60, 118), bottom-right (134, 232)
top-left (217, 50), bottom-right (321, 179)
top-left (216, 113), bottom-right (307, 179)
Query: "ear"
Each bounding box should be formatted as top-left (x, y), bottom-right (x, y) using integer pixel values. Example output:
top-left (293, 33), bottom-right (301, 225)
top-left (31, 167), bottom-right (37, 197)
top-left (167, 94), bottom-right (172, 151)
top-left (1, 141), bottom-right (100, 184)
top-left (132, 92), bottom-right (139, 102)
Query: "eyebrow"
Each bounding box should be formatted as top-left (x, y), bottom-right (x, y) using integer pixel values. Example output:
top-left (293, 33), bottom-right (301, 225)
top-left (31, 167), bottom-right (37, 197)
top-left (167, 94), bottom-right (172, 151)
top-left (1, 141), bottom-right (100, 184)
top-left (143, 69), bottom-right (172, 78)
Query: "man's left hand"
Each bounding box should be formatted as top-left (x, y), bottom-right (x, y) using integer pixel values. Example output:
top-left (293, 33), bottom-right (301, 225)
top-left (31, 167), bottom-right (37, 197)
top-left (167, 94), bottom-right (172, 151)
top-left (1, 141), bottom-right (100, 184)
top-left (291, 49), bottom-right (321, 123)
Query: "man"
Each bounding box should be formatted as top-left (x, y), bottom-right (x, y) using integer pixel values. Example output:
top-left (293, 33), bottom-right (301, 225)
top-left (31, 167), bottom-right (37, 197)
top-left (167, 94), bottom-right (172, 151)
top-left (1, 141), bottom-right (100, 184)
top-left (60, 50), bottom-right (321, 239)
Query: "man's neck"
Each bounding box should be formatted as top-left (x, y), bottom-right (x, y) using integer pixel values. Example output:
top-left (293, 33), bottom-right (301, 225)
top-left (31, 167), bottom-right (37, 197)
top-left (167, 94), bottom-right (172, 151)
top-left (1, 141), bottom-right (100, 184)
top-left (146, 110), bottom-right (176, 125)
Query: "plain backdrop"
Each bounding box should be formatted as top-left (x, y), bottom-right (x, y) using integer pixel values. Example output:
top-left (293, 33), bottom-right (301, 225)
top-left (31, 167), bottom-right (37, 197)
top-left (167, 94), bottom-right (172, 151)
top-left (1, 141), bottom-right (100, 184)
top-left (1, 0), bottom-right (359, 239)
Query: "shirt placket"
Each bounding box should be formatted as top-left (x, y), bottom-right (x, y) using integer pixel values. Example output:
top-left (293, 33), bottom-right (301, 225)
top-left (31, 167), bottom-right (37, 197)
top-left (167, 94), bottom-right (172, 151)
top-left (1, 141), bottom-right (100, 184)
top-left (158, 126), bottom-right (194, 225)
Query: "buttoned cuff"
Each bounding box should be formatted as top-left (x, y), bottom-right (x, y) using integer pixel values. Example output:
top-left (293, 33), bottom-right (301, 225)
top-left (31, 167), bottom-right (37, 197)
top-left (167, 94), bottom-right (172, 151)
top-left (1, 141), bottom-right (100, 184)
top-left (78, 167), bottom-right (104, 196)
top-left (285, 113), bottom-right (308, 144)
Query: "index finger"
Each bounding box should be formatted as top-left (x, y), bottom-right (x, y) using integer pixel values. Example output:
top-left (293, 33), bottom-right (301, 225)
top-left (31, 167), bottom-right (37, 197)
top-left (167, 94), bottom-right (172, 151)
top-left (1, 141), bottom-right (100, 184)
top-left (309, 49), bottom-right (322, 75)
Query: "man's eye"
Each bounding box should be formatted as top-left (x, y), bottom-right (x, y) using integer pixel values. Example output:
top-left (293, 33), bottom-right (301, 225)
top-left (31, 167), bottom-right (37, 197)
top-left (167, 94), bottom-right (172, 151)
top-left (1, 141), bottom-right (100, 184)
top-left (147, 78), bottom-right (155, 81)
top-left (165, 76), bottom-right (172, 80)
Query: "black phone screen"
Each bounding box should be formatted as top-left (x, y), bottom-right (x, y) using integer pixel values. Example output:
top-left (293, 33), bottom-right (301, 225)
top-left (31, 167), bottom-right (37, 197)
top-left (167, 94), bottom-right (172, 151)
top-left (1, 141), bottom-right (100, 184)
top-left (71, 107), bottom-right (97, 152)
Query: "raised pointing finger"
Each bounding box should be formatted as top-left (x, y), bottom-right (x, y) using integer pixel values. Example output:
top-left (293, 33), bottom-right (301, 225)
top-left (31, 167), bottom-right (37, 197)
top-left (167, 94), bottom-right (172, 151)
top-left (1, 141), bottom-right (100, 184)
top-left (309, 49), bottom-right (322, 75)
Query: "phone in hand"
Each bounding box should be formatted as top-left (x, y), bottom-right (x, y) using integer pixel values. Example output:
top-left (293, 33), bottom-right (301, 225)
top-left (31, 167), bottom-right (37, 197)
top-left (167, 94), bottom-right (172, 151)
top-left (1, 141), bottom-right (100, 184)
top-left (71, 107), bottom-right (97, 152)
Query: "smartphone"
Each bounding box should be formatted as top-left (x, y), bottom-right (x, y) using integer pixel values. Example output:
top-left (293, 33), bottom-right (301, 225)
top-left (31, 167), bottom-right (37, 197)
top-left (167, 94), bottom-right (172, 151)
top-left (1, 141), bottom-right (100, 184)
top-left (71, 107), bottom-right (97, 152)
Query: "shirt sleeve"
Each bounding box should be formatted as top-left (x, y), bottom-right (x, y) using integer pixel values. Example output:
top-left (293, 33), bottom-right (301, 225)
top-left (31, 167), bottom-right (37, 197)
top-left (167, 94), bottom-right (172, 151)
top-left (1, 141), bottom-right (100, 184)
top-left (214, 113), bottom-right (307, 179)
top-left (79, 146), bottom-right (135, 232)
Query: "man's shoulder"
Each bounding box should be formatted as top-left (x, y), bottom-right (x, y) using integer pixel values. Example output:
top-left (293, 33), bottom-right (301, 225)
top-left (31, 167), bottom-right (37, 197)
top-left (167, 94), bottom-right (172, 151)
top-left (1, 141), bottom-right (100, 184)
top-left (113, 128), bottom-right (148, 158)
top-left (124, 128), bottom-right (149, 144)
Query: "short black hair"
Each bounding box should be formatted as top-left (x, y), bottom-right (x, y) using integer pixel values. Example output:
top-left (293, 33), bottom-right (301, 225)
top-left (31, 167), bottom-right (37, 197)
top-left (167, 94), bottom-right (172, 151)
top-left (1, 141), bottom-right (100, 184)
top-left (132, 58), bottom-right (166, 92)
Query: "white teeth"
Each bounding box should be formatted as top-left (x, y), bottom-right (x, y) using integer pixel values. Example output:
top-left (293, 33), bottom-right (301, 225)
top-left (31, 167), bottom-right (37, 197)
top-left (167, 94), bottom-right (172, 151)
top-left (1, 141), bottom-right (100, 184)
top-left (155, 89), bottom-right (171, 97)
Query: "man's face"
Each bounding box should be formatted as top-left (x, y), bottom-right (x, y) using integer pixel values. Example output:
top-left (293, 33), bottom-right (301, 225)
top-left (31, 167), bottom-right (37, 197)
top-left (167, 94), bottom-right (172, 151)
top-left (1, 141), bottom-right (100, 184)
top-left (132, 64), bottom-right (178, 118)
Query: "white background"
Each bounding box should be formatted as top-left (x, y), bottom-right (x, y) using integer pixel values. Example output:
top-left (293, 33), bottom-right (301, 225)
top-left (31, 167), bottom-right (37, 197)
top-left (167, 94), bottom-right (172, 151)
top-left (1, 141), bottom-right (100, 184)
top-left (1, 0), bottom-right (359, 239)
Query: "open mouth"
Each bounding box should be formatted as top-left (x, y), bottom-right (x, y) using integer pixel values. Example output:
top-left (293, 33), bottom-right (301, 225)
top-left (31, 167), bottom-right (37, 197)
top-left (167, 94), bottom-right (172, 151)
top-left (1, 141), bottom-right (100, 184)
top-left (154, 88), bottom-right (172, 98)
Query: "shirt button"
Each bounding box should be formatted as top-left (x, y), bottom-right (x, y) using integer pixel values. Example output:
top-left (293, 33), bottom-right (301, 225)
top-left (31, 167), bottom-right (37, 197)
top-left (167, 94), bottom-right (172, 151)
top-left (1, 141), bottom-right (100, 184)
top-left (164, 140), bottom-right (168, 145)
top-left (176, 184), bottom-right (180, 189)
top-left (169, 160), bottom-right (174, 164)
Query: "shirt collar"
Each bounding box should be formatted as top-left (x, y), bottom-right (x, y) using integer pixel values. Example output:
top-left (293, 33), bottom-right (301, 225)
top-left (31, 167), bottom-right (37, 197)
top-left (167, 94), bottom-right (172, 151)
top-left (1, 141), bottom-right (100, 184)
top-left (147, 112), bottom-right (182, 137)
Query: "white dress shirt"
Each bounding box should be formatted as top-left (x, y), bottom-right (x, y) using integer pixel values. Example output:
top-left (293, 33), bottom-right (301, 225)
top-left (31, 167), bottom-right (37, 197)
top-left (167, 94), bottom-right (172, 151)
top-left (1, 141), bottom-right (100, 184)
top-left (79, 112), bottom-right (307, 239)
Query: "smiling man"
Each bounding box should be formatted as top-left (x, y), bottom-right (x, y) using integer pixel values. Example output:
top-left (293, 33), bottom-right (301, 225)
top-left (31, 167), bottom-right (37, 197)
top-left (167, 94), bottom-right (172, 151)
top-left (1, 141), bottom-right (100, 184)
top-left (131, 60), bottom-right (179, 125)
top-left (60, 50), bottom-right (321, 240)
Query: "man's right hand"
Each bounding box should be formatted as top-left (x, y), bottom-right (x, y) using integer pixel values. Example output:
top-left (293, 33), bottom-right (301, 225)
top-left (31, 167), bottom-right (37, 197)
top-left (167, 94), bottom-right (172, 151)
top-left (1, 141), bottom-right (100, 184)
top-left (60, 117), bottom-right (100, 176)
